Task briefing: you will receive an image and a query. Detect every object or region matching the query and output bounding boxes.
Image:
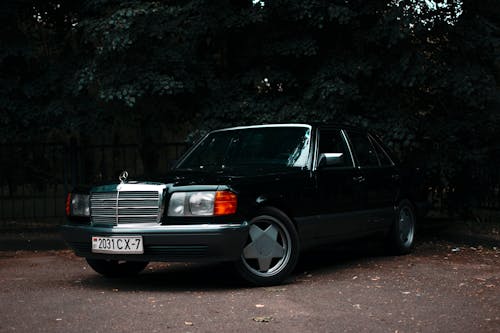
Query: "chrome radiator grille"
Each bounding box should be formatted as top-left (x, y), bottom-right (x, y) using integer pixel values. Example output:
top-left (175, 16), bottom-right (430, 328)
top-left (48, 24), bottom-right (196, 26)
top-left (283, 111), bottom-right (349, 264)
top-left (90, 190), bottom-right (161, 225)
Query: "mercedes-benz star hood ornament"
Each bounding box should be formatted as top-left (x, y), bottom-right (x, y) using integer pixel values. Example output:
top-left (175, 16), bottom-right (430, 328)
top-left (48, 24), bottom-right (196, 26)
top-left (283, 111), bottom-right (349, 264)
top-left (119, 170), bottom-right (129, 183)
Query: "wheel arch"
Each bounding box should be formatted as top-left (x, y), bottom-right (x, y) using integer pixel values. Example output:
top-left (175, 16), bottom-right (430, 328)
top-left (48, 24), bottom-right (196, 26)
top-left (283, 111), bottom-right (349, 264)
top-left (395, 195), bottom-right (422, 222)
top-left (248, 196), bottom-right (300, 232)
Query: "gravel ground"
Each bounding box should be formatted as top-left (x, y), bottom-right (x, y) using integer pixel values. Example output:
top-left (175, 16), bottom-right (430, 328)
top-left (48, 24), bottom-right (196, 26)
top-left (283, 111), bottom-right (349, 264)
top-left (0, 240), bottom-right (499, 333)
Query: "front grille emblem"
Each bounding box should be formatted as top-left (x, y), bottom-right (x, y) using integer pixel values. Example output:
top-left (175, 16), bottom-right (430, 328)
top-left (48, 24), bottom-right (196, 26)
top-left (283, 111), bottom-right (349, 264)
top-left (119, 170), bottom-right (129, 183)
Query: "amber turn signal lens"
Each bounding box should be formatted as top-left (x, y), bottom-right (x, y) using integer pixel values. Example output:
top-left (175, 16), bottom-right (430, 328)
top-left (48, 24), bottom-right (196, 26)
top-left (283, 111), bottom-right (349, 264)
top-left (65, 193), bottom-right (72, 216)
top-left (214, 191), bottom-right (237, 216)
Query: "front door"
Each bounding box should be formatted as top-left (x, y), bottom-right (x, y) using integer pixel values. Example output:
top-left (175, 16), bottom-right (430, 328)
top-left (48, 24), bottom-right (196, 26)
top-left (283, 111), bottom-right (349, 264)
top-left (315, 129), bottom-right (365, 239)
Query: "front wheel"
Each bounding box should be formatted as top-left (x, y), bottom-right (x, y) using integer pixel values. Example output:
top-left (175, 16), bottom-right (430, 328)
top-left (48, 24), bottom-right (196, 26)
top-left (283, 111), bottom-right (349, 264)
top-left (235, 207), bottom-right (299, 286)
top-left (86, 259), bottom-right (149, 278)
top-left (387, 200), bottom-right (416, 255)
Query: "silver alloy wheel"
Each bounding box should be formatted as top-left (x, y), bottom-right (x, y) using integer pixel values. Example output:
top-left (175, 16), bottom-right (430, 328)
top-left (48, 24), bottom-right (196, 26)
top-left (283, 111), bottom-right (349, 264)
top-left (241, 215), bottom-right (292, 278)
top-left (399, 205), bottom-right (415, 248)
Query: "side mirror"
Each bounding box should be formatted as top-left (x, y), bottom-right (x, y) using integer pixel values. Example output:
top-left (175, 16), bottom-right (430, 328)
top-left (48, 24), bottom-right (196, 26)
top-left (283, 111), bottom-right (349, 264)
top-left (318, 153), bottom-right (344, 168)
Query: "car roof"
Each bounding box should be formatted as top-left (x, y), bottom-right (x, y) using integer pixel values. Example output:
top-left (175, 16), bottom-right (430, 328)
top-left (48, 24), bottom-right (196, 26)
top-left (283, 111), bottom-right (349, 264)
top-left (210, 123), bottom-right (367, 133)
top-left (209, 123), bottom-right (312, 133)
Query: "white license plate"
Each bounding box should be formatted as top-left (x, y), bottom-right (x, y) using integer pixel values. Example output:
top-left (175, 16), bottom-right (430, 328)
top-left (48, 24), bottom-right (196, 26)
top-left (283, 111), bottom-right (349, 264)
top-left (91, 236), bottom-right (144, 254)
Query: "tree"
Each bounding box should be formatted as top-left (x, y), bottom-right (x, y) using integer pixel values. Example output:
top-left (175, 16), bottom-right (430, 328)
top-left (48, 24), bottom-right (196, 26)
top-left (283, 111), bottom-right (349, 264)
top-left (0, 1), bottom-right (84, 141)
top-left (1, 0), bottom-right (498, 212)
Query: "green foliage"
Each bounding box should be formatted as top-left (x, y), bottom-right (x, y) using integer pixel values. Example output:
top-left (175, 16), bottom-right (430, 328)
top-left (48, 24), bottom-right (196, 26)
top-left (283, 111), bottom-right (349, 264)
top-left (1, 0), bottom-right (499, 212)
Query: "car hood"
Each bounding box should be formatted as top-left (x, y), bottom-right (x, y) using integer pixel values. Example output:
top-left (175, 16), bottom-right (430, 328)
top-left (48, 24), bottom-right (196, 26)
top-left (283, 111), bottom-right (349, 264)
top-left (162, 166), bottom-right (306, 187)
top-left (88, 166), bottom-right (308, 192)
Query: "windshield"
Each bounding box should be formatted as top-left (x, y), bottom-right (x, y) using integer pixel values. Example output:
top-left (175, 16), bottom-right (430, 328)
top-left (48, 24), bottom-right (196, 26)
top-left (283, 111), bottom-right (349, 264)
top-left (177, 126), bottom-right (311, 171)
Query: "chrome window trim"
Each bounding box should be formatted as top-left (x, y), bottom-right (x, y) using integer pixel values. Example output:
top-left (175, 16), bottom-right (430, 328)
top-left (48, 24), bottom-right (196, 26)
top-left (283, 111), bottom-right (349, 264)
top-left (340, 129), bottom-right (357, 168)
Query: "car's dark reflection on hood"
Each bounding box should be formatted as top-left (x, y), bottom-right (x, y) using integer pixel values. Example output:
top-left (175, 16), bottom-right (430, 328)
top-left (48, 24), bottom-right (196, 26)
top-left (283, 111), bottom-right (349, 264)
top-left (167, 165), bottom-right (307, 186)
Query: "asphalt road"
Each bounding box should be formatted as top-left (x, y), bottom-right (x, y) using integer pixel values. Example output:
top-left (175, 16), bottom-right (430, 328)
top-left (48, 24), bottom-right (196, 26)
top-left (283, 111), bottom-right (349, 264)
top-left (1, 240), bottom-right (499, 333)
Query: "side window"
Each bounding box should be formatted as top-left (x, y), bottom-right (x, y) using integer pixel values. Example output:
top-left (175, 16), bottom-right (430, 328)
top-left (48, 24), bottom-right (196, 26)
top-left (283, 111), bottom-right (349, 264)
top-left (347, 132), bottom-right (379, 167)
top-left (318, 130), bottom-right (353, 167)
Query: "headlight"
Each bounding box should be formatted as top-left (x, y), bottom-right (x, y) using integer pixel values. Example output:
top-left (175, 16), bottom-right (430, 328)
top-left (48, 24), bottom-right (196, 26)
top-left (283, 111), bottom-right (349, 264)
top-left (168, 191), bottom-right (237, 216)
top-left (66, 193), bottom-right (90, 217)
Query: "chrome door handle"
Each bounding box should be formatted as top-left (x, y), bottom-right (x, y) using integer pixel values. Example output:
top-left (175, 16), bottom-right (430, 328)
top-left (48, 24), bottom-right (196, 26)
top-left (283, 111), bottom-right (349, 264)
top-left (353, 176), bottom-right (365, 183)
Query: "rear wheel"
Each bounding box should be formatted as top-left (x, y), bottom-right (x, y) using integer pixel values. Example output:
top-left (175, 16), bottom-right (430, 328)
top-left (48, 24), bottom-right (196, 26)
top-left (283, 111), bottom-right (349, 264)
top-left (387, 200), bottom-right (416, 255)
top-left (235, 207), bottom-right (299, 286)
top-left (86, 259), bottom-right (149, 278)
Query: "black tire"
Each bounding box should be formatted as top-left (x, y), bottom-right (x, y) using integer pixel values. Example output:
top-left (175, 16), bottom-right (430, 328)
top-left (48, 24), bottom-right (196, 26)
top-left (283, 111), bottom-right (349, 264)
top-left (387, 199), bottom-right (416, 255)
top-left (86, 259), bottom-right (149, 278)
top-left (235, 207), bottom-right (300, 286)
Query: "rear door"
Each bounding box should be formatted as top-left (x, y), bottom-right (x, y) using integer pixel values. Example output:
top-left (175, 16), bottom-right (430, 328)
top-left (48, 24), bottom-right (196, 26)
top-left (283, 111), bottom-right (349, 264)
top-left (344, 131), bottom-right (399, 231)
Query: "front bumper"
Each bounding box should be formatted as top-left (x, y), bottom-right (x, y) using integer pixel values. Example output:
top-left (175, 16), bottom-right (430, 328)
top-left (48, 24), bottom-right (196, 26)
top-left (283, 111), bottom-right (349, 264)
top-left (61, 222), bottom-right (249, 263)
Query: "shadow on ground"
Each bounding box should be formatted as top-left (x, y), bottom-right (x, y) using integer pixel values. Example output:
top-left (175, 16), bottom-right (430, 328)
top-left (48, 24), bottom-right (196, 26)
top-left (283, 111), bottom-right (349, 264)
top-left (76, 237), bottom-right (392, 292)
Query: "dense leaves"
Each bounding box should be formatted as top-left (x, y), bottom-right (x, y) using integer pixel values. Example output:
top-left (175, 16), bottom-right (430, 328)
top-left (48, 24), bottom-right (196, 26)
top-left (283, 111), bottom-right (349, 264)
top-left (1, 0), bottom-right (499, 213)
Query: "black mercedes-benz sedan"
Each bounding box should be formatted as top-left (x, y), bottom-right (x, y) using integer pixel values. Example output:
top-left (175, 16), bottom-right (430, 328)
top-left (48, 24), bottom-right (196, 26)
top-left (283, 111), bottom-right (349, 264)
top-left (62, 124), bottom-right (428, 286)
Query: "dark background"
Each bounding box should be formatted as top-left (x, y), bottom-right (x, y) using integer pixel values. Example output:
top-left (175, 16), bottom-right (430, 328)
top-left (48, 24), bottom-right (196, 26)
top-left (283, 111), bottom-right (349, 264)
top-left (0, 0), bottom-right (499, 230)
